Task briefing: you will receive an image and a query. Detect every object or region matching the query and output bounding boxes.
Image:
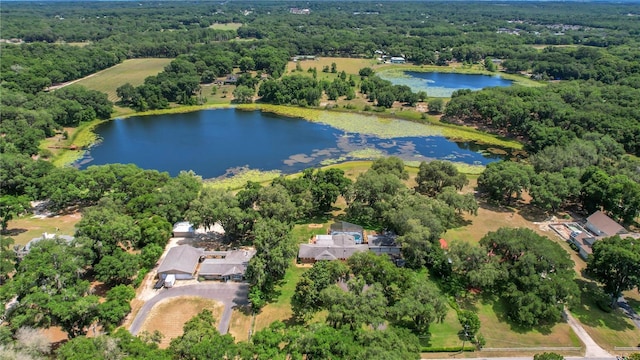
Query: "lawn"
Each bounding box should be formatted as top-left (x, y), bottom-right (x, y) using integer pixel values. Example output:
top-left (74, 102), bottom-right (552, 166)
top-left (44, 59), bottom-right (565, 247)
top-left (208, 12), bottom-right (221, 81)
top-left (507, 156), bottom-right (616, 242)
top-left (5, 212), bottom-right (81, 246)
top-left (228, 307), bottom-right (253, 342)
top-left (137, 296), bottom-right (223, 348)
top-left (423, 305), bottom-right (465, 349)
top-left (285, 57), bottom-right (378, 76)
top-left (473, 296), bottom-right (581, 349)
top-left (571, 281), bottom-right (640, 351)
top-left (253, 264), bottom-right (306, 331)
top-left (74, 58), bottom-right (173, 102)
top-left (209, 22), bottom-right (243, 30)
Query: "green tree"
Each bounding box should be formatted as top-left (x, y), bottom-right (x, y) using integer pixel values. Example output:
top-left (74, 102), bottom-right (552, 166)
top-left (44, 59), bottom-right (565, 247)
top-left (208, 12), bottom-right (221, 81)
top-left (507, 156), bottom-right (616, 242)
top-left (534, 353), bottom-right (564, 360)
top-left (480, 228), bottom-right (578, 327)
top-left (457, 310), bottom-right (481, 344)
top-left (478, 161), bottom-right (534, 205)
top-left (415, 160), bottom-right (468, 197)
top-left (0, 235), bottom-right (16, 284)
top-left (97, 285), bottom-right (135, 329)
top-left (169, 310), bottom-right (237, 359)
top-left (427, 98), bottom-right (444, 114)
top-left (94, 248), bottom-right (140, 285)
top-left (587, 235), bottom-right (640, 308)
top-left (233, 85), bottom-right (255, 103)
top-left (391, 278), bottom-right (447, 334)
top-left (0, 195), bottom-right (30, 232)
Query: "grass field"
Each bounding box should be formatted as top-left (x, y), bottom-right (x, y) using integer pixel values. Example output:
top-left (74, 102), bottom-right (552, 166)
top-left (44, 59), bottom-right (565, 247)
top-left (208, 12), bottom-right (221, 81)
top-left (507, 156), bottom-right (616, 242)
top-left (474, 297), bottom-right (581, 348)
top-left (5, 212), bottom-right (81, 246)
top-left (228, 308), bottom-right (253, 342)
top-left (253, 264), bottom-right (306, 331)
top-left (137, 296), bottom-right (223, 348)
top-left (74, 58), bottom-right (173, 102)
top-left (209, 22), bottom-right (243, 30)
top-left (286, 57), bottom-right (378, 76)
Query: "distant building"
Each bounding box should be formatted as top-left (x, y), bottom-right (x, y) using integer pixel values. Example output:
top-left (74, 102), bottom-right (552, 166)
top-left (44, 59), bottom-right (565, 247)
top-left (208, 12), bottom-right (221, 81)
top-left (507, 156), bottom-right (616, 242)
top-left (390, 56), bottom-right (406, 64)
top-left (289, 8), bottom-right (310, 15)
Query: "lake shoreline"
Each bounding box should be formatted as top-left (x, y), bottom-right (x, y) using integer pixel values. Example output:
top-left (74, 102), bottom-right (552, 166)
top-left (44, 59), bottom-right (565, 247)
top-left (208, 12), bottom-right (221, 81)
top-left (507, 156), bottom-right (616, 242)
top-left (49, 102), bottom-right (524, 169)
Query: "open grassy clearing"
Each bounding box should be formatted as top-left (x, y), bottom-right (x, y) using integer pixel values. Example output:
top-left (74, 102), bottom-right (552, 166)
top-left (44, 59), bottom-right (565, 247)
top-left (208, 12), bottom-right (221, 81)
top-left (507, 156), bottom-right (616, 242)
top-left (137, 296), bottom-right (223, 349)
top-left (209, 22), bottom-right (242, 30)
top-left (74, 58), bottom-right (173, 102)
top-left (474, 297), bottom-right (581, 348)
top-left (228, 308), bottom-right (253, 342)
top-left (253, 264), bottom-right (306, 331)
top-left (423, 305), bottom-right (465, 349)
top-left (5, 212), bottom-right (81, 246)
top-left (285, 57), bottom-right (378, 76)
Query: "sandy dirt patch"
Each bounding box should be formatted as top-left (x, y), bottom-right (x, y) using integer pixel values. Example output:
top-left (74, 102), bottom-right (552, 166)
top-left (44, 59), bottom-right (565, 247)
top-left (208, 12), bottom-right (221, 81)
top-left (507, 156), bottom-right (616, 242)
top-left (137, 296), bottom-right (223, 348)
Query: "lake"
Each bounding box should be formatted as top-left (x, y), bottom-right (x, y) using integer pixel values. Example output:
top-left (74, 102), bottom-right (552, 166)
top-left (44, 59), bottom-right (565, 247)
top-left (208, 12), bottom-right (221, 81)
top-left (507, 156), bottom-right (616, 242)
top-left (76, 108), bottom-right (503, 178)
top-left (378, 71), bottom-right (513, 97)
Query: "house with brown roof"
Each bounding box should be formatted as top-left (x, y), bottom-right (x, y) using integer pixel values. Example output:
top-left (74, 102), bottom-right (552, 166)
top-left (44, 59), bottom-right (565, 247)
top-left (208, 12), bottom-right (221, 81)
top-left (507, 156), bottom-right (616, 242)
top-left (568, 211), bottom-right (628, 260)
top-left (585, 211), bottom-right (626, 237)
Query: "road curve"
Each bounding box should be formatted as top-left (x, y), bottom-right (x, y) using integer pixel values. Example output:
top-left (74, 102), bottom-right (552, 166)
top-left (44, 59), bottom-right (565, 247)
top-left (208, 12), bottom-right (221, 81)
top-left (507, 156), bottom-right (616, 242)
top-left (129, 282), bottom-right (249, 336)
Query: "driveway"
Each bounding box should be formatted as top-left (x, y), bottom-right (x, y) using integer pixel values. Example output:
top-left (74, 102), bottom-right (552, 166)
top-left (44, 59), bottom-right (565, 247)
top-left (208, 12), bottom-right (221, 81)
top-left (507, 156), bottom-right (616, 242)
top-left (564, 310), bottom-right (613, 358)
top-left (617, 296), bottom-right (640, 330)
top-left (129, 282), bottom-right (249, 336)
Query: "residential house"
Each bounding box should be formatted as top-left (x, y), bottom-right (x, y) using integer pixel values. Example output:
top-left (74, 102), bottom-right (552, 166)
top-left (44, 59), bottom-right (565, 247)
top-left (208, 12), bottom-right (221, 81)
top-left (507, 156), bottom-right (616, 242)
top-left (298, 233), bottom-right (369, 263)
top-left (390, 56), bottom-right (406, 64)
top-left (585, 211), bottom-right (625, 237)
top-left (569, 211), bottom-right (628, 260)
top-left (199, 249), bottom-right (256, 281)
top-left (367, 233), bottom-right (401, 256)
top-left (330, 221), bottom-right (364, 244)
top-left (157, 245), bottom-right (204, 280)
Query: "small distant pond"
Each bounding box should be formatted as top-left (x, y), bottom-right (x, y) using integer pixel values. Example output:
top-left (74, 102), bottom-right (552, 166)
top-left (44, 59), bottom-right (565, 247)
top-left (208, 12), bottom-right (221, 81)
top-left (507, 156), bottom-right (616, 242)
top-left (76, 108), bottom-right (504, 178)
top-left (378, 71), bottom-right (513, 97)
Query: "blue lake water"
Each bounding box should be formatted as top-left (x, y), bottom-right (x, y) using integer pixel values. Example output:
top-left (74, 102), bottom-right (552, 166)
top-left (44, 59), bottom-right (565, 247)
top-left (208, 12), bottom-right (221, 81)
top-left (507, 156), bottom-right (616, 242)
top-left (76, 108), bottom-right (504, 178)
top-left (378, 71), bottom-right (513, 97)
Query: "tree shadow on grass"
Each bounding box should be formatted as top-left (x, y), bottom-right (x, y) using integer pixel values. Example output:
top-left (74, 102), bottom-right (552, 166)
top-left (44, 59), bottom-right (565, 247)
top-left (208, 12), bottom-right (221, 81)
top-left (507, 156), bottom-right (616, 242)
top-left (484, 294), bottom-right (554, 335)
top-left (2, 228), bottom-right (27, 237)
top-left (477, 199), bottom-right (516, 214)
top-left (517, 204), bottom-right (549, 222)
top-left (571, 279), bottom-right (635, 331)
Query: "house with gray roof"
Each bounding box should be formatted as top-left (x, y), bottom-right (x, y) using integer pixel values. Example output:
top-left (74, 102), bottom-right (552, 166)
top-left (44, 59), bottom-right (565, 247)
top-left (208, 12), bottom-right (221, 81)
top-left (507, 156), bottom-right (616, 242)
top-left (17, 233), bottom-right (74, 259)
top-left (298, 233), bottom-right (369, 264)
top-left (199, 249), bottom-right (256, 282)
top-left (157, 245), bottom-right (204, 280)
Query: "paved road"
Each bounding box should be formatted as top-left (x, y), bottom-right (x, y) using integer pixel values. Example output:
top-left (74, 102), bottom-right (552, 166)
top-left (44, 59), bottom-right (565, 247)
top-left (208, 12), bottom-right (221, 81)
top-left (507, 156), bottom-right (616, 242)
top-left (564, 310), bottom-right (613, 358)
top-left (129, 282), bottom-right (249, 336)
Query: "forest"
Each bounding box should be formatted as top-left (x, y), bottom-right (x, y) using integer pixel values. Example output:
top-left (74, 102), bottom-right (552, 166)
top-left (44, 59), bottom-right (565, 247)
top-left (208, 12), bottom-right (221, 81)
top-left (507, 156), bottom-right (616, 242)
top-left (1, 1), bottom-right (640, 358)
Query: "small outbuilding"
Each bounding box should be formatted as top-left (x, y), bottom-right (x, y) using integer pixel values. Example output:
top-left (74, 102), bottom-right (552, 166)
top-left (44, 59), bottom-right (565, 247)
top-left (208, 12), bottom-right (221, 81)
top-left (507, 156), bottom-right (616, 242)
top-left (157, 245), bottom-right (204, 280)
top-left (173, 222), bottom-right (195, 238)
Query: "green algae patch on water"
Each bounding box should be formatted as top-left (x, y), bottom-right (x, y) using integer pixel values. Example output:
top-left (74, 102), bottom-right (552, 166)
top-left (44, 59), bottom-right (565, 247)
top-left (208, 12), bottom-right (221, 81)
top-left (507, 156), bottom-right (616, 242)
top-left (317, 112), bottom-right (442, 138)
